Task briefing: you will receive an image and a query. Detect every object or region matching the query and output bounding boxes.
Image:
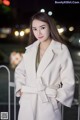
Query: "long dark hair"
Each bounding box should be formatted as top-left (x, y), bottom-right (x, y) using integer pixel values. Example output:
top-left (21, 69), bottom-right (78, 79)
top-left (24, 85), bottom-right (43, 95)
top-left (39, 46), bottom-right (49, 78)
top-left (28, 12), bottom-right (64, 45)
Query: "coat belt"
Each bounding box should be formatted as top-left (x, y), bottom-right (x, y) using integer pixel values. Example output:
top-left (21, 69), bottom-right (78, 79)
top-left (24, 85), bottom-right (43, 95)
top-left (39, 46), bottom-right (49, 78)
top-left (21, 85), bottom-right (59, 102)
top-left (21, 78), bottom-right (60, 110)
top-left (21, 85), bottom-right (58, 101)
top-left (21, 86), bottom-right (58, 109)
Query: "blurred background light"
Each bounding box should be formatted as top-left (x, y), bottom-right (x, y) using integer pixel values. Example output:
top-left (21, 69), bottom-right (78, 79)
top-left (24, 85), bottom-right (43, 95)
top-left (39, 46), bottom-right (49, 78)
top-left (79, 39), bottom-right (80, 43)
top-left (69, 26), bottom-right (74, 31)
top-left (48, 11), bottom-right (53, 16)
top-left (0, 0), bottom-right (3, 4)
top-left (56, 25), bottom-right (61, 29)
top-left (14, 31), bottom-right (19, 37)
top-left (0, 28), bottom-right (11, 34)
top-left (20, 31), bottom-right (24, 37)
top-left (24, 28), bottom-right (30, 34)
top-left (40, 9), bottom-right (45, 13)
top-left (0, 33), bottom-right (7, 38)
top-left (77, 52), bottom-right (80, 56)
top-left (57, 28), bottom-right (65, 34)
top-left (3, 0), bottom-right (10, 6)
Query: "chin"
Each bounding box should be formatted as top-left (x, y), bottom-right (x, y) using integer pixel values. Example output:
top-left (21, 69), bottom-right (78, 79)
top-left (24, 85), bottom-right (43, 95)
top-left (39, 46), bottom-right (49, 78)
top-left (38, 39), bottom-right (45, 42)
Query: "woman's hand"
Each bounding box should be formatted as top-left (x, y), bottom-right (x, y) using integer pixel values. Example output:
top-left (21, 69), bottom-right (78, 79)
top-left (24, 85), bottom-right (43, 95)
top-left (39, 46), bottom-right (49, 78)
top-left (18, 90), bottom-right (23, 97)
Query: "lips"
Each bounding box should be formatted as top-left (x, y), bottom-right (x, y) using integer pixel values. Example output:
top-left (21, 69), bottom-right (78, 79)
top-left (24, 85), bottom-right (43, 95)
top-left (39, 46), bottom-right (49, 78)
top-left (38, 36), bottom-right (44, 39)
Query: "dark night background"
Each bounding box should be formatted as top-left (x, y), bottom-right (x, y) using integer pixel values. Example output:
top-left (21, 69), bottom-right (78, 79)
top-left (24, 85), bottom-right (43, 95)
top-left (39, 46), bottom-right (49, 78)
top-left (0, 0), bottom-right (80, 28)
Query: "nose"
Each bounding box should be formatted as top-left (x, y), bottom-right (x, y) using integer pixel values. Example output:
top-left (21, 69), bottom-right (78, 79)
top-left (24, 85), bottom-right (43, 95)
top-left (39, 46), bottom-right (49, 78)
top-left (38, 29), bottom-right (41, 35)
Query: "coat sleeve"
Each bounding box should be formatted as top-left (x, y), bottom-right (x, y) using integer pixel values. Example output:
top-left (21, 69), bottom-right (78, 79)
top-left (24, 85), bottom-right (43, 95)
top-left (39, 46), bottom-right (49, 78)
top-left (56, 45), bottom-right (75, 107)
top-left (14, 55), bottom-right (26, 97)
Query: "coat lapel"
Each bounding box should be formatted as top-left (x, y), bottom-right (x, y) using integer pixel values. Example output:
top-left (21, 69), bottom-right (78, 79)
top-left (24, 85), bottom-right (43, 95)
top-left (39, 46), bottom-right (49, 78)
top-left (25, 40), bottom-right (40, 77)
top-left (37, 40), bottom-right (55, 77)
top-left (25, 40), bottom-right (61, 78)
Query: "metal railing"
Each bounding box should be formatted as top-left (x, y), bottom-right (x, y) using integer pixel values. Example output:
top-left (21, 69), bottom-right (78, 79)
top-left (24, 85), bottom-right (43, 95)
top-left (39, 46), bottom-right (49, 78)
top-left (0, 65), bottom-right (16, 120)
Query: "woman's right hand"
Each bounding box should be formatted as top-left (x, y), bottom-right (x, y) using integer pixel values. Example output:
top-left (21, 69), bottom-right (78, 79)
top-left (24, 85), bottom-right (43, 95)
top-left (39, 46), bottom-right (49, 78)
top-left (18, 90), bottom-right (23, 97)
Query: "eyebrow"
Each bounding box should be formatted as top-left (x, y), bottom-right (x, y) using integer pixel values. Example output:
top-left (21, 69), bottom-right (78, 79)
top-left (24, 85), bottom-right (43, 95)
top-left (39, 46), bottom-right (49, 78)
top-left (32, 25), bottom-right (46, 28)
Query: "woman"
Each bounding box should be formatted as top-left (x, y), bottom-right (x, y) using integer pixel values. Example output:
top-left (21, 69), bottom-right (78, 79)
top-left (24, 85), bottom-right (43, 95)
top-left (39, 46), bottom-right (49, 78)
top-left (15, 12), bottom-right (75, 120)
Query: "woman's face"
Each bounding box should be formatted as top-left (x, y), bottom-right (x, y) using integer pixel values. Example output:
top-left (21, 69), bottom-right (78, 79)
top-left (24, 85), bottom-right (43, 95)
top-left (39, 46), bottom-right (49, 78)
top-left (32, 19), bottom-right (51, 42)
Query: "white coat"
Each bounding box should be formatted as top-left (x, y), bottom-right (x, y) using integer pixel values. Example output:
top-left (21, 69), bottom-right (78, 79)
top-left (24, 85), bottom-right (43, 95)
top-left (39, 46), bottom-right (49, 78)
top-left (15, 40), bottom-right (75, 120)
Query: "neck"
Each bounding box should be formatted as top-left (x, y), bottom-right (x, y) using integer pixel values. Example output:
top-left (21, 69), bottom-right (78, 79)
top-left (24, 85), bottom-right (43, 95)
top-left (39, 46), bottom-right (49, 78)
top-left (40, 39), bottom-right (52, 51)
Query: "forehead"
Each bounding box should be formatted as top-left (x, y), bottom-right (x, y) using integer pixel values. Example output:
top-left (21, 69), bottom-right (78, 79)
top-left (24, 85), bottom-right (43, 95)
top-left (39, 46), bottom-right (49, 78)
top-left (32, 19), bottom-right (48, 27)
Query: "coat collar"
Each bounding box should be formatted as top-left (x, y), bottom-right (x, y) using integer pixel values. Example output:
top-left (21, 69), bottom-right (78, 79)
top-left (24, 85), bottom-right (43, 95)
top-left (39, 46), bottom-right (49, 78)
top-left (36, 40), bottom-right (62, 77)
top-left (27, 39), bottom-right (62, 53)
top-left (25, 39), bottom-right (62, 53)
top-left (25, 40), bottom-right (62, 77)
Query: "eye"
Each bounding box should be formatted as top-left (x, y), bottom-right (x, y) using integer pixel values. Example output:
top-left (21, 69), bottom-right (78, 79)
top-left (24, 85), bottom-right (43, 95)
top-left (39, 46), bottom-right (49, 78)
top-left (41, 26), bottom-right (45, 29)
top-left (32, 28), bottom-right (37, 31)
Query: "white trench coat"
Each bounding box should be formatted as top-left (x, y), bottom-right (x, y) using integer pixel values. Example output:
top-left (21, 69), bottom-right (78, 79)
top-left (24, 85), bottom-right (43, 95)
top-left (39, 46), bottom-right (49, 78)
top-left (15, 40), bottom-right (75, 120)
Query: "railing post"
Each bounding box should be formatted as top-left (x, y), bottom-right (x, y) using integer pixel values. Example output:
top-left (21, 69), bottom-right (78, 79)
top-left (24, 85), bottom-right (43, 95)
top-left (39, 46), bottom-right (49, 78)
top-left (0, 65), bottom-right (16, 120)
top-left (74, 73), bottom-right (80, 120)
top-left (0, 65), bottom-right (10, 120)
top-left (78, 74), bottom-right (80, 120)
